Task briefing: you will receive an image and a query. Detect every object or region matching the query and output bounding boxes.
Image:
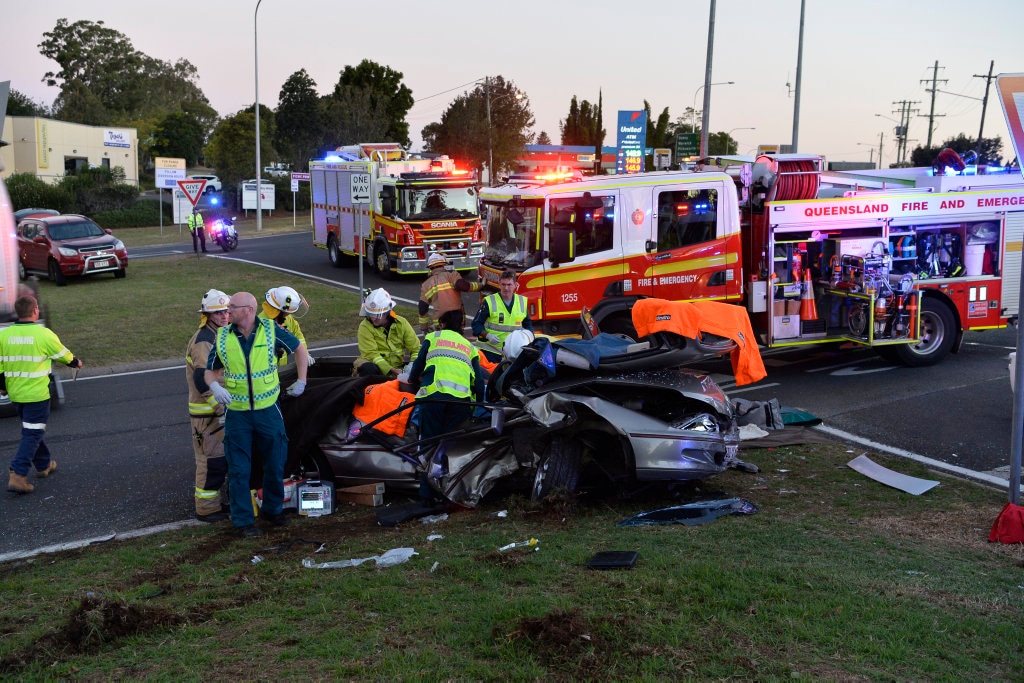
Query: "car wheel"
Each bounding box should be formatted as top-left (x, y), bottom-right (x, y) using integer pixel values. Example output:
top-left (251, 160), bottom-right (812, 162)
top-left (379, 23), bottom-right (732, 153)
top-left (114, 268), bottom-right (126, 279)
top-left (18, 259), bottom-right (26, 281)
top-left (48, 259), bottom-right (67, 286)
top-left (374, 241), bottom-right (393, 280)
top-left (531, 435), bottom-right (582, 501)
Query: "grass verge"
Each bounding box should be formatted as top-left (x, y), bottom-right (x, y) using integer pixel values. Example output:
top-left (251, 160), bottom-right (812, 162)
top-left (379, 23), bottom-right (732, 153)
top-left (1, 443), bottom-right (1022, 678)
top-left (34, 254), bottom-right (418, 367)
top-left (115, 214), bottom-right (313, 248)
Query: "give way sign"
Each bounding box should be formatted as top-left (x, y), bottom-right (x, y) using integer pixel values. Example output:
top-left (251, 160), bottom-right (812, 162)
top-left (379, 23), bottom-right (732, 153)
top-left (176, 179), bottom-right (207, 207)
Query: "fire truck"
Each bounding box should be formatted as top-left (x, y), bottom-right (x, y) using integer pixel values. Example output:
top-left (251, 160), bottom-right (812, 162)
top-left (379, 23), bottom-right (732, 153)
top-left (311, 143), bottom-right (484, 278)
top-left (477, 153), bottom-right (1024, 366)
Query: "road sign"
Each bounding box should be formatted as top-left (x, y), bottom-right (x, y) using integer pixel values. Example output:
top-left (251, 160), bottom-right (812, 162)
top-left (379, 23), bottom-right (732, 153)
top-left (350, 173), bottom-right (371, 203)
top-left (176, 179), bottom-right (207, 207)
top-left (154, 157), bottom-right (186, 189)
top-left (675, 133), bottom-right (699, 159)
top-left (291, 171), bottom-right (310, 182)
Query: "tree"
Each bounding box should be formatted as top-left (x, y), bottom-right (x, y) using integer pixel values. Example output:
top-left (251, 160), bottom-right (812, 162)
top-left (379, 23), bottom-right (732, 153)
top-left (275, 69), bottom-right (324, 170)
top-left (39, 18), bottom-right (209, 125)
top-left (6, 89), bottom-right (49, 117)
top-left (320, 86), bottom-right (390, 151)
top-left (151, 112), bottom-right (206, 166)
top-left (909, 134), bottom-right (1003, 167)
top-left (536, 131), bottom-right (552, 145)
top-left (205, 109), bottom-right (277, 191)
top-left (329, 60), bottom-right (414, 146)
top-left (559, 95), bottom-right (604, 147)
top-left (422, 76), bottom-right (533, 179)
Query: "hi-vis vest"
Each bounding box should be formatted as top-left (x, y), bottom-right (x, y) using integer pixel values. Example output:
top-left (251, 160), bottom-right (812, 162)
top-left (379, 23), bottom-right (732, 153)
top-left (215, 318), bottom-right (280, 411)
top-left (0, 322), bottom-right (73, 403)
top-left (417, 330), bottom-right (475, 399)
top-left (481, 293), bottom-right (528, 354)
top-left (187, 213), bottom-right (205, 233)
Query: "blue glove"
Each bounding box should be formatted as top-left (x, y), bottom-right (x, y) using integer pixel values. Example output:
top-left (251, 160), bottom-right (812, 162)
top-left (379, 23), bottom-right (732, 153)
top-left (209, 381), bottom-right (232, 406)
top-left (286, 379), bottom-right (307, 397)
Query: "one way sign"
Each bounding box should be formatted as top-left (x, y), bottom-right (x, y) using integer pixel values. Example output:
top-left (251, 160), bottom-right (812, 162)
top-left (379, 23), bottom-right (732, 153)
top-left (350, 173), bottom-right (371, 203)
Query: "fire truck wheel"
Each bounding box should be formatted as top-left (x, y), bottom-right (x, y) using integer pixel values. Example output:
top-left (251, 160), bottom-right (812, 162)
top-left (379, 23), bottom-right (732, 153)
top-left (531, 435), bottom-right (581, 501)
top-left (886, 298), bottom-right (955, 367)
top-left (374, 242), bottom-right (394, 280)
top-left (327, 235), bottom-right (343, 268)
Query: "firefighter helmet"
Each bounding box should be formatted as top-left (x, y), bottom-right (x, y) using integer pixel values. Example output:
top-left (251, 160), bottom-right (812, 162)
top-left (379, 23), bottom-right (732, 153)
top-left (266, 286), bottom-right (302, 314)
top-left (503, 329), bottom-right (535, 359)
top-left (427, 252), bottom-right (449, 269)
top-left (361, 288), bottom-right (395, 317)
top-left (199, 289), bottom-right (230, 313)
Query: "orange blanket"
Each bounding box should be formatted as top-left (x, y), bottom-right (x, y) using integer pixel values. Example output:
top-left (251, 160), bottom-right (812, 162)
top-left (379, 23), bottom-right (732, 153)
top-left (631, 298), bottom-right (767, 385)
top-left (351, 380), bottom-right (416, 437)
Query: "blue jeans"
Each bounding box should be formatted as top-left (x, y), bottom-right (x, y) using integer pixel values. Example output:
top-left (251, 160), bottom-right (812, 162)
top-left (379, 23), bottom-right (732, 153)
top-left (223, 404), bottom-right (288, 527)
top-left (10, 400), bottom-right (52, 476)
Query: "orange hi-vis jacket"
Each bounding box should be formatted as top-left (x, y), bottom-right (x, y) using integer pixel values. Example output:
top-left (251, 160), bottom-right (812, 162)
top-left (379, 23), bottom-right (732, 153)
top-left (351, 380), bottom-right (416, 437)
top-left (631, 298), bottom-right (767, 386)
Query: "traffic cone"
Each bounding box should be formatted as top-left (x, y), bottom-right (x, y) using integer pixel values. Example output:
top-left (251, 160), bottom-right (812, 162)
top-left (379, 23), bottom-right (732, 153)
top-left (800, 270), bottom-right (818, 321)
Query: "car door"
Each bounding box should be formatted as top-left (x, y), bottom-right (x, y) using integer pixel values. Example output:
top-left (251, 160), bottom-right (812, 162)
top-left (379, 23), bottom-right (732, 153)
top-left (19, 221), bottom-right (45, 271)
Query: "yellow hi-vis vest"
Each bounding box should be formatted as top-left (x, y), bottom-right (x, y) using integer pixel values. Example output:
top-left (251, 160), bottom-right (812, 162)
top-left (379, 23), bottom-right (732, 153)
top-left (417, 330), bottom-right (475, 399)
top-left (0, 322), bottom-right (73, 403)
top-left (481, 293), bottom-right (528, 354)
top-left (215, 318), bottom-right (280, 411)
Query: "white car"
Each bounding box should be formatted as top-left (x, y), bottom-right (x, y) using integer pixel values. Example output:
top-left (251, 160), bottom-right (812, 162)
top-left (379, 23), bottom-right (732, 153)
top-left (187, 174), bottom-right (222, 194)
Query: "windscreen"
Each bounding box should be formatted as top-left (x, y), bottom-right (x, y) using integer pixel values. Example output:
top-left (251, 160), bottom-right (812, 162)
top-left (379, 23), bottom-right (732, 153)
top-left (48, 220), bottom-right (106, 241)
top-left (482, 202), bottom-right (543, 269)
top-left (400, 186), bottom-right (478, 221)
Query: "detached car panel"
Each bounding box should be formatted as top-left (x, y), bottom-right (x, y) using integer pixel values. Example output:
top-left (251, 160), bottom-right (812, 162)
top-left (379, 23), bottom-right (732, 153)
top-left (18, 215), bottom-right (128, 285)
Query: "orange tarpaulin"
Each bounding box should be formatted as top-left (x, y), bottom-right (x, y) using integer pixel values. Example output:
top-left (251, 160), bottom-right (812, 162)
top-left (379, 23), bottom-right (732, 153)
top-left (352, 380), bottom-right (416, 437)
top-left (631, 298), bottom-right (767, 385)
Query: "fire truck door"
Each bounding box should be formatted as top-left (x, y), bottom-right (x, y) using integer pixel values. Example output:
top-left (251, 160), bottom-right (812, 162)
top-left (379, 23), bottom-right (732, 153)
top-left (648, 185), bottom-right (732, 301)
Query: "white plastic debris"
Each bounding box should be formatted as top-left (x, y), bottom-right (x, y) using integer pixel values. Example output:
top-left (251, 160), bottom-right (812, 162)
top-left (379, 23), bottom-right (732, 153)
top-left (419, 513), bottom-right (448, 524)
top-left (430, 561), bottom-right (440, 573)
top-left (427, 534), bottom-right (444, 542)
top-left (499, 538), bottom-right (539, 552)
top-left (302, 547), bottom-right (418, 569)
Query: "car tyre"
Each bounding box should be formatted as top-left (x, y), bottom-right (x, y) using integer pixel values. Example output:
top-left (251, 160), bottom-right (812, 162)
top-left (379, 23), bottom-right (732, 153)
top-left (114, 268), bottom-right (126, 279)
top-left (531, 435), bottom-right (582, 501)
top-left (48, 259), bottom-right (67, 286)
top-left (18, 259), bottom-right (27, 281)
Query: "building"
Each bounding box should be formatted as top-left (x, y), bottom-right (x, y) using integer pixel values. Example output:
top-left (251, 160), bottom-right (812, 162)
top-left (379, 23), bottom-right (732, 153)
top-left (514, 144), bottom-right (618, 176)
top-left (0, 116), bottom-right (139, 186)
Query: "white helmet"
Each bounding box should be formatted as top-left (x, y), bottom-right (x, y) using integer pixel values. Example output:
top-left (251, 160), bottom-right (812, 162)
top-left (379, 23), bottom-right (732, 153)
top-left (427, 252), bottom-right (449, 269)
top-left (503, 329), bottom-right (535, 359)
top-left (199, 289), bottom-right (230, 313)
top-left (361, 288), bottom-right (395, 317)
top-left (266, 286), bottom-right (302, 314)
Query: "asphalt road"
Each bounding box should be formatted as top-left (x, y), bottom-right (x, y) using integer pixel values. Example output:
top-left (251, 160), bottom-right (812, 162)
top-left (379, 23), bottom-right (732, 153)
top-left (2, 231), bottom-right (1018, 559)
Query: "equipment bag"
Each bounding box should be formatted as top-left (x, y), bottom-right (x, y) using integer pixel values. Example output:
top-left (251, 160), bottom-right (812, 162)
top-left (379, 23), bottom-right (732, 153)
top-left (989, 502), bottom-right (1024, 544)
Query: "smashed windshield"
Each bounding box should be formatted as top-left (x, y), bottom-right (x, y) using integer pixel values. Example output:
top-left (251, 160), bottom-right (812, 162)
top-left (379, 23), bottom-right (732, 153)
top-left (483, 203), bottom-right (543, 269)
top-left (401, 186), bottom-right (478, 221)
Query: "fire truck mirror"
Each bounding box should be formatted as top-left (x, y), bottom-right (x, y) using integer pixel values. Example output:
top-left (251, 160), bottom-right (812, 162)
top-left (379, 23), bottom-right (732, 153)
top-left (507, 208), bottom-right (524, 226)
top-left (379, 186), bottom-right (397, 216)
top-left (548, 222), bottom-right (575, 265)
top-left (578, 193), bottom-right (604, 210)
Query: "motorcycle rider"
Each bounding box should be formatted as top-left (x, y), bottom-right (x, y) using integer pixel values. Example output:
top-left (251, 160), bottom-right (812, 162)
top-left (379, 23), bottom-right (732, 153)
top-left (187, 209), bottom-right (207, 254)
top-left (354, 288), bottom-right (420, 378)
top-left (417, 252), bottom-right (481, 334)
top-left (186, 289), bottom-right (231, 522)
top-left (259, 286), bottom-right (314, 367)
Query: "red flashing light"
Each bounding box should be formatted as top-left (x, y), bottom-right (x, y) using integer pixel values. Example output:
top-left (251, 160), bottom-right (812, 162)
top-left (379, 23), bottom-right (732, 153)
top-left (451, 169), bottom-right (470, 176)
top-left (674, 203), bottom-right (689, 216)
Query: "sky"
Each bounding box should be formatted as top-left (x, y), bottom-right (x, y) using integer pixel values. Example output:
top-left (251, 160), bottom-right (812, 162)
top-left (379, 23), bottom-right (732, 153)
top-left (6, 0), bottom-right (1024, 166)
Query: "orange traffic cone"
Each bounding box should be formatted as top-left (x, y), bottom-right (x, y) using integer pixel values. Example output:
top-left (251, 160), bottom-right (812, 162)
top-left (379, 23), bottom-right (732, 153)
top-left (800, 270), bottom-right (818, 321)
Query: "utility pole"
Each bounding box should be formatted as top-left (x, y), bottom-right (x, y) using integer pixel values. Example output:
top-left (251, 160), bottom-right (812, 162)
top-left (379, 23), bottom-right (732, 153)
top-left (790, 0), bottom-right (806, 153)
top-left (890, 100), bottom-right (919, 165)
top-left (698, 0), bottom-right (717, 159)
top-left (919, 60), bottom-right (947, 148)
top-left (974, 60), bottom-right (996, 153)
top-left (878, 130), bottom-right (884, 169)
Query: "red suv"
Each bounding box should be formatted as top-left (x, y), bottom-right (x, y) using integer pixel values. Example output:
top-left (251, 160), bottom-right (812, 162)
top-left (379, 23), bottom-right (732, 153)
top-left (17, 214), bottom-right (128, 286)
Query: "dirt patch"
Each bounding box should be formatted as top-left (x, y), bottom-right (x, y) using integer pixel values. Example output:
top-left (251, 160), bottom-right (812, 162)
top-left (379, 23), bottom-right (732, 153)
top-left (0, 596), bottom-right (180, 673)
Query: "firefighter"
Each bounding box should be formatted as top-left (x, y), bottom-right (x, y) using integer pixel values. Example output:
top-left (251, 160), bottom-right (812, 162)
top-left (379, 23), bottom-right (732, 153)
top-left (187, 209), bottom-right (207, 254)
top-left (186, 289), bottom-right (231, 522)
top-left (417, 253), bottom-right (481, 334)
top-left (471, 270), bottom-right (534, 363)
top-left (260, 285), bottom-right (315, 367)
top-left (354, 288), bottom-right (420, 378)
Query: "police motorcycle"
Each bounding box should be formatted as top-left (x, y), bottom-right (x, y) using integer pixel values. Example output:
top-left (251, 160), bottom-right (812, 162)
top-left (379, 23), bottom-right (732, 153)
top-left (209, 215), bottom-right (238, 251)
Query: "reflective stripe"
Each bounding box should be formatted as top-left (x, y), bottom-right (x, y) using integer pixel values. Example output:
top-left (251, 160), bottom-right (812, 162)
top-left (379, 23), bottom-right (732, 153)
top-left (417, 330), bottom-right (474, 399)
top-left (216, 319), bottom-right (280, 411)
top-left (483, 293), bottom-right (528, 349)
top-left (22, 421), bottom-right (47, 430)
top-left (189, 401), bottom-right (216, 415)
top-left (3, 370), bottom-right (51, 378)
top-left (195, 487), bottom-right (219, 499)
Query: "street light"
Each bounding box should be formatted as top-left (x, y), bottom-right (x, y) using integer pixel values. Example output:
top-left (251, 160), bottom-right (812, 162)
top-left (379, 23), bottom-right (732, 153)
top-left (691, 81), bottom-right (734, 133)
top-left (254, 0), bottom-right (263, 232)
top-left (717, 127), bottom-right (755, 155)
top-left (875, 113), bottom-right (909, 165)
top-left (856, 142), bottom-right (875, 165)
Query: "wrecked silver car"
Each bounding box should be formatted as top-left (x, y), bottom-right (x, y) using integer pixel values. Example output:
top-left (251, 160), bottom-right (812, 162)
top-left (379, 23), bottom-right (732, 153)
top-left (282, 314), bottom-right (754, 508)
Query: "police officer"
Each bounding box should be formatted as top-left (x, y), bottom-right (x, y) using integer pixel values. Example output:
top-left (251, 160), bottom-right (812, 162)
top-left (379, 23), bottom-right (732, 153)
top-left (187, 209), bottom-right (207, 253)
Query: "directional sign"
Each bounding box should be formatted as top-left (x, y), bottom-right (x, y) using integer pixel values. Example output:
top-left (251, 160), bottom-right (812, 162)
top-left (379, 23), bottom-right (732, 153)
top-left (350, 173), bottom-right (371, 203)
top-left (176, 179), bottom-right (207, 207)
top-left (290, 171), bottom-right (310, 182)
top-left (154, 157), bottom-right (186, 189)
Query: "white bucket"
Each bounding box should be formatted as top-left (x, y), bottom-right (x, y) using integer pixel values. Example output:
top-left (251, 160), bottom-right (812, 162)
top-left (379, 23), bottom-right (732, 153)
top-left (965, 243), bottom-right (986, 277)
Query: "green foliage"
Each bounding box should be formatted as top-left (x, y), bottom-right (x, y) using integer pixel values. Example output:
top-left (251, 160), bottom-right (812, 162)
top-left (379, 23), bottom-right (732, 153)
top-left (5, 173), bottom-right (75, 213)
top-left (276, 69), bottom-right (324, 169)
top-left (536, 130), bottom-right (552, 145)
top-left (331, 60), bottom-right (415, 147)
top-left (6, 88), bottom-right (49, 116)
top-left (90, 199), bottom-right (168, 228)
top-left (321, 86), bottom-right (390, 150)
top-left (559, 95), bottom-right (605, 147)
top-left (151, 111), bottom-right (206, 166)
top-left (423, 76), bottom-right (533, 178)
top-left (909, 134), bottom-right (1004, 167)
top-left (59, 167), bottom-right (139, 214)
top-left (205, 110), bottom-right (276, 190)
